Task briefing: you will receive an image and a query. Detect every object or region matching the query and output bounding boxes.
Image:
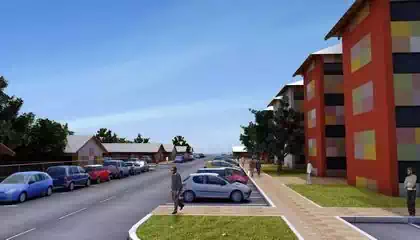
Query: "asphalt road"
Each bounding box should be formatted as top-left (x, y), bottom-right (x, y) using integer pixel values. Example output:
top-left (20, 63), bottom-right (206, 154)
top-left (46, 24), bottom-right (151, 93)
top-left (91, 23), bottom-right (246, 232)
top-left (0, 158), bottom-right (207, 240)
top-left (354, 223), bottom-right (420, 239)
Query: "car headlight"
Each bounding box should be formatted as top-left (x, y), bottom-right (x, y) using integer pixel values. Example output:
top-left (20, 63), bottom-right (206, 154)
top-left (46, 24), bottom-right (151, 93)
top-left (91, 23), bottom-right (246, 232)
top-left (5, 189), bottom-right (17, 194)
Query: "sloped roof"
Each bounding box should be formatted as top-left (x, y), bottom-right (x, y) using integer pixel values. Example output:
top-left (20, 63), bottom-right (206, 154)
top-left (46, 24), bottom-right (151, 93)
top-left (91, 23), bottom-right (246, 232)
top-left (162, 144), bottom-right (175, 152)
top-left (232, 146), bottom-right (247, 153)
top-left (325, 0), bottom-right (367, 40)
top-left (175, 146), bottom-right (188, 153)
top-left (65, 135), bottom-right (107, 154)
top-left (268, 80), bottom-right (304, 107)
top-left (0, 143), bottom-right (15, 156)
top-left (103, 143), bottom-right (162, 153)
top-left (264, 106), bottom-right (274, 111)
top-left (293, 43), bottom-right (342, 77)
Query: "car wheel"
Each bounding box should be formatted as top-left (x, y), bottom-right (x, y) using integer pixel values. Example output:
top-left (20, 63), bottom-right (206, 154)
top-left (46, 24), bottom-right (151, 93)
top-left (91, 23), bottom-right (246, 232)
top-left (18, 192), bottom-right (27, 203)
top-left (46, 186), bottom-right (53, 196)
top-left (119, 172), bottom-right (123, 179)
top-left (86, 178), bottom-right (91, 187)
top-left (230, 190), bottom-right (243, 203)
top-left (108, 175), bottom-right (112, 181)
top-left (97, 177), bottom-right (101, 184)
top-left (68, 182), bottom-right (75, 191)
top-left (183, 191), bottom-right (195, 203)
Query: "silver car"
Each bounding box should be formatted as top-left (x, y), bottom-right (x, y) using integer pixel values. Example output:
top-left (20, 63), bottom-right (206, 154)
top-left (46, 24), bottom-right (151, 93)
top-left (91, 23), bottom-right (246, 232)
top-left (182, 173), bottom-right (252, 203)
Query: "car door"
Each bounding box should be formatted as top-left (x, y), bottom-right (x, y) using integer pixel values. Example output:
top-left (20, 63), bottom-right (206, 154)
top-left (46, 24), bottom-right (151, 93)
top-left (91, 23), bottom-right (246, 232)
top-left (205, 175), bottom-right (229, 199)
top-left (78, 167), bottom-right (88, 184)
top-left (191, 176), bottom-right (206, 198)
top-left (27, 174), bottom-right (43, 198)
top-left (70, 166), bottom-right (81, 185)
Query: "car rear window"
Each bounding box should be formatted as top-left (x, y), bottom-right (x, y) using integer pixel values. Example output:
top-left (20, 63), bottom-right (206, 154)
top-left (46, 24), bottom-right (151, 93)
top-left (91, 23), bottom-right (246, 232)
top-left (125, 162), bottom-right (133, 166)
top-left (103, 161), bottom-right (117, 167)
top-left (47, 167), bottom-right (66, 177)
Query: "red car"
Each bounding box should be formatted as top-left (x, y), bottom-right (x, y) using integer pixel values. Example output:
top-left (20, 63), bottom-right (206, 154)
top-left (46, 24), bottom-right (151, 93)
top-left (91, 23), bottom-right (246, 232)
top-left (197, 167), bottom-right (249, 184)
top-left (84, 165), bottom-right (111, 184)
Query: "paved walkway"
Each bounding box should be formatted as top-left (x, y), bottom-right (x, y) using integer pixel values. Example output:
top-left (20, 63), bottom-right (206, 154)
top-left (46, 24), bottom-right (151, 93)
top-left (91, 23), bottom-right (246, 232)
top-left (152, 164), bottom-right (415, 240)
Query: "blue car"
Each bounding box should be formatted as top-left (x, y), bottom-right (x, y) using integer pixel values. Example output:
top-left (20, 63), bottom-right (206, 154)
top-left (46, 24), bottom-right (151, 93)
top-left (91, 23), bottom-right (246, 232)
top-left (0, 171), bottom-right (53, 203)
top-left (174, 155), bottom-right (184, 163)
top-left (47, 166), bottom-right (91, 191)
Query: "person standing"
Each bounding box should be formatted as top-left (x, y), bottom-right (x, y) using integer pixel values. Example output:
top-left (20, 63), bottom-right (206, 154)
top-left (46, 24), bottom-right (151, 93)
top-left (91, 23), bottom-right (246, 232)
top-left (306, 161), bottom-right (313, 184)
top-left (249, 158), bottom-right (256, 177)
top-left (171, 166), bottom-right (184, 214)
top-left (256, 159), bottom-right (262, 177)
top-left (404, 167), bottom-right (417, 216)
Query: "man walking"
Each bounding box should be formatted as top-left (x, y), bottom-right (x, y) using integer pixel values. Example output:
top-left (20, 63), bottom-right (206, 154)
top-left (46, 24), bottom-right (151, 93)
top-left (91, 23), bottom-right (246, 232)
top-left (249, 158), bottom-right (256, 177)
top-left (171, 166), bottom-right (184, 214)
top-left (404, 167), bottom-right (417, 216)
top-left (256, 159), bottom-right (262, 177)
top-left (306, 161), bottom-right (313, 185)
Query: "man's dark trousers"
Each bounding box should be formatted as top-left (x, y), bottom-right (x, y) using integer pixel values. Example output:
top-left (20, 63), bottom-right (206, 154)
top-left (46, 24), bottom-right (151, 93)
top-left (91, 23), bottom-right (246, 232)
top-left (407, 190), bottom-right (416, 216)
top-left (172, 190), bottom-right (184, 212)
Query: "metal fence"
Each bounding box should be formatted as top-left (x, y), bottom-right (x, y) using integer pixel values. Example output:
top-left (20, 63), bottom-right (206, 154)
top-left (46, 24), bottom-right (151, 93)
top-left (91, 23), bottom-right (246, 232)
top-left (0, 159), bottom-right (104, 181)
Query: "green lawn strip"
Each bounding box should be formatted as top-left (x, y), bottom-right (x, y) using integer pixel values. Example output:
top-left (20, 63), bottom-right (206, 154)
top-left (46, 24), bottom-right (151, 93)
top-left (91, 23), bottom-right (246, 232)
top-left (262, 164), bottom-right (306, 177)
top-left (288, 184), bottom-right (406, 208)
top-left (137, 215), bottom-right (298, 240)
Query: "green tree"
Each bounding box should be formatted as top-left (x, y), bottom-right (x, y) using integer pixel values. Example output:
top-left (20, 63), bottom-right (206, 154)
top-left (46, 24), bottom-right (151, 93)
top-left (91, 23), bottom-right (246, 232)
top-left (95, 128), bottom-right (119, 143)
top-left (239, 121), bottom-right (258, 156)
top-left (172, 135), bottom-right (191, 153)
top-left (134, 134), bottom-right (150, 143)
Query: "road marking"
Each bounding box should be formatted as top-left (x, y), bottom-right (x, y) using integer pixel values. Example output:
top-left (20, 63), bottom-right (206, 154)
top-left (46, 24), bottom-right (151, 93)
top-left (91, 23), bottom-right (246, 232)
top-left (281, 183), bottom-right (322, 208)
top-left (335, 216), bottom-right (377, 240)
top-left (5, 228), bottom-right (36, 240)
top-left (409, 223), bottom-right (420, 230)
top-left (250, 196), bottom-right (263, 199)
top-left (100, 196), bottom-right (116, 203)
top-left (3, 205), bottom-right (18, 208)
top-left (58, 208), bottom-right (87, 220)
top-left (281, 216), bottom-right (304, 240)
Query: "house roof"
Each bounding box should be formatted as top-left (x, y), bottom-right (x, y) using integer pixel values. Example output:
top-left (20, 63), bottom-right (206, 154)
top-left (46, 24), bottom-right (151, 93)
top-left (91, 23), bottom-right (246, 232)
top-left (268, 80), bottom-right (304, 107)
top-left (264, 106), bottom-right (274, 111)
top-left (232, 146), bottom-right (247, 153)
top-left (0, 143), bottom-right (15, 156)
top-left (175, 146), bottom-right (188, 153)
top-left (103, 143), bottom-right (163, 153)
top-left (293, 43), bottom-right (342, 77)
top-left (162, 144), bottom-right (174, 152)
top-left (325, 0), bottom-right (367, 40)
top-left (65, 135), bottom-right (108, 154)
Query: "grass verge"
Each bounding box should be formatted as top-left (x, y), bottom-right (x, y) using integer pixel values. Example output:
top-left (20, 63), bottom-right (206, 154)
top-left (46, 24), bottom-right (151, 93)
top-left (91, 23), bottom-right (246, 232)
top-left (262, 164), bottom-right (305, 177)
top-left (137, 215), bottom-right (298, 240)
top-left (288, 184), bottom-right (406, 208)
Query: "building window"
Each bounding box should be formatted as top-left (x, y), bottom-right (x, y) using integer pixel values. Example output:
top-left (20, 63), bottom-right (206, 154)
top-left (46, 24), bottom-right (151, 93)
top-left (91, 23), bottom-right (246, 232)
top-left (395, 106), bottom-right (420, 127)
top-left (325, 106), bottom-right (345, 125)
top-left (354, 130), bottom-right (376, 160)
top-left (307, 109), bottom-right (316, 128)
top-left (326, 138), bottom-right (346, 157)
top-left (308, 138), bottom-right (317, 157)
top-left (394, 74), bottom-right (420, 106)
top-left (352, 81), bottom-right (374, 115)
top-left (306, 80), bottom-right (315, 101)
top-left (323, 63), bottom-right (343, 75)
top-left (391, 2), bottom-right (420, 22)
top-left (391, 21), bottom-right (420, 53)
top-left (325, 125), bottom-right (346, 138)
top-left (324, 94), bottom-right (345, 106)
top-left (324, 75), bottom-right (344, 94)
top-left (351, 33), bottom-right (372, 73)
top-left (393, 53), bottom-right (420, 73)
top-left (396, 128), bottom-right (420, 161)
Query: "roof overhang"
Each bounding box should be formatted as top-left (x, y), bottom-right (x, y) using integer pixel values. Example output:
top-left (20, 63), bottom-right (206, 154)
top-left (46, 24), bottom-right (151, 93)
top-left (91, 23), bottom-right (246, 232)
top-left (324, 0), bottom-right (368, 40)
top-left (0, 143), bottom-right (15, 156)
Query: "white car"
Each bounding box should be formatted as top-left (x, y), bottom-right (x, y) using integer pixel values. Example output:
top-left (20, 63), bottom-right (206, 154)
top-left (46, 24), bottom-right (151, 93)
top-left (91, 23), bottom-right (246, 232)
top-left (182, 173), bottom-right (252, 203)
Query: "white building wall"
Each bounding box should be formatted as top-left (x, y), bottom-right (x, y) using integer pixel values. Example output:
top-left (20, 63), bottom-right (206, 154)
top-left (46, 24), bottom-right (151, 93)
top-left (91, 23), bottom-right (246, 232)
top-left (78, 139), bottom-right (105, 164)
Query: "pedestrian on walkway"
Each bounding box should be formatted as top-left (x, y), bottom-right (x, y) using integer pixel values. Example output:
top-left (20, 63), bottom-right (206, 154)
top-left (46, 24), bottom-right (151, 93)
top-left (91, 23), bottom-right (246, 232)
top-left (306, 161), bottom-right (313, 185)
top-left (171, 166), bottom-right (184, 214)
top-left (404, 167), bottom-right (417, 216)
top-left (249, 158), bottom-right (256, 177)
top-left (256, 159), bottom-right (261, 177)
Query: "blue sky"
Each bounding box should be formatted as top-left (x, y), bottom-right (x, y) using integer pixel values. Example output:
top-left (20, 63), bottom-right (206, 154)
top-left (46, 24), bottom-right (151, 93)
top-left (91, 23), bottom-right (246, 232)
top-left (0, 0), bottom-right (352, 153)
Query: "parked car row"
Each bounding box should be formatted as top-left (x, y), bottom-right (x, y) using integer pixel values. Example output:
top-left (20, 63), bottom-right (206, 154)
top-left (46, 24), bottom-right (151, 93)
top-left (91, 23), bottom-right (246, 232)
top-left (181, 161), bottom-right (251, 203)
top-left (0, 159), bottom-right (152, 204)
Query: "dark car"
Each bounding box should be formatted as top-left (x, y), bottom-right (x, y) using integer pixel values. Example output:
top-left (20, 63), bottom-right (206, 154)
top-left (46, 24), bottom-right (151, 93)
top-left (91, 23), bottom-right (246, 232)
top-left (140, 156), bottom-right (153, 163)
top-left (211, 160), bottom-right (236, 168)
top-left (222, 158), bottom-right (240, 167)
top-left (199, 153), bottom-right (205, 158)
top-left (214, 156), bottom-right (225, 160)
top-left (174, 155), bottom-right (184, 163)
top-left (103, 160), bottom-right (130, 179)
top-left (47, 166), bottom-right (91, 191)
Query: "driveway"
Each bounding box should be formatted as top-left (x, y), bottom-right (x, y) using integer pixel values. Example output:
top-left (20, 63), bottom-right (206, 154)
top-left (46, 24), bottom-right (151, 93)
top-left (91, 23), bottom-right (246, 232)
top-left (0, 158), bottom-right (207, 240)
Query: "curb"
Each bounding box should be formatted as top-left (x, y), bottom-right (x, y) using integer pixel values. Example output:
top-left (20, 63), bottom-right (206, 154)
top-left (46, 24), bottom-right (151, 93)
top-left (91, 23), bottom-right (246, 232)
top-left (281, 216), bottom-right (304, 240)
top-left (240, 165), bottom-right (276, 208)
top-left (127, 213), bottom-right (153, 240)
top-left (335, 216), bottom-right (377, 240)
top-left (281, 183), bottom-right (322, 208)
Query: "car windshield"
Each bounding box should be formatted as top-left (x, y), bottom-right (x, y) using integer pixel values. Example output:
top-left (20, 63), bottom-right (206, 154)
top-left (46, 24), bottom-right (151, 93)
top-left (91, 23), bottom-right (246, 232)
top-left (1, 173), bottom-right (30, 184)
top-left (125, 162), bottom-right (133, 166)
top-left (47, 167), bottom-right (66, 177)
top-left (103, 161), bottom-right (117, 167)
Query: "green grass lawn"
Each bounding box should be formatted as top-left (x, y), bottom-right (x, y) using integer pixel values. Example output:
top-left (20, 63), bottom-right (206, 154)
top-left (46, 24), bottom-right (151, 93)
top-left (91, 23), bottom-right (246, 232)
top-left (262, 164), bottom-right (306, 177)
top-left (137, 215), bottom-right (298, 240)
top-left (288, 184), bottom-right (406, 208)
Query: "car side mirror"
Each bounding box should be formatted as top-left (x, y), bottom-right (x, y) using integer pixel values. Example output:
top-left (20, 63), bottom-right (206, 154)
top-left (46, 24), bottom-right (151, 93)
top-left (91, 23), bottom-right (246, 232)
top-left (28, 180), bottom-right (35, 185)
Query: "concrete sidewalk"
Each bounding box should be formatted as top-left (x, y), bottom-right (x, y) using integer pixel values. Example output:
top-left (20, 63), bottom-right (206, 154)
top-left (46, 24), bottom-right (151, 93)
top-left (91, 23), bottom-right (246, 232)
top-left (151, 164), bottom-right (413, 240)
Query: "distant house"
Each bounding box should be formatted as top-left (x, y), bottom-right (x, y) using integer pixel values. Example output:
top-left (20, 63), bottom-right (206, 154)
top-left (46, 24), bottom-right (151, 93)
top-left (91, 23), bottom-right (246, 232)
top-left (0, 143), bottom-right (15, 161)
top-left (232, 146), bottom-right (251, 158)
top-left (103, 143), bottom-right (165, 163)
top-left (162, 144), bottom-right (176, 161)
top-left (64, 136), bottom-right (108, 164)
top-left (175, 146), bottom-right (188, 154)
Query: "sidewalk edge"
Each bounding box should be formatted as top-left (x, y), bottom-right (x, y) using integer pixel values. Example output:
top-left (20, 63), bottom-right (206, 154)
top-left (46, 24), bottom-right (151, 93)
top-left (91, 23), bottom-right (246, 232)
top-left (281, 215), bottom-right (304, 240)
top-left (281, 183), bottom-right (322, 208)
top-left (128, 213), bottom-right (153, 240)
top-left (335, 216), bottom-right (378, 240)
top-left (241, 165), bottom-right (276, 208)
